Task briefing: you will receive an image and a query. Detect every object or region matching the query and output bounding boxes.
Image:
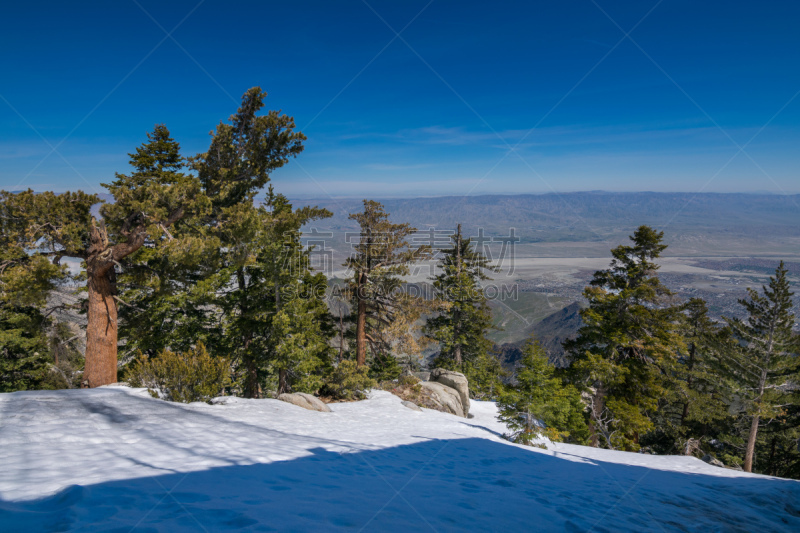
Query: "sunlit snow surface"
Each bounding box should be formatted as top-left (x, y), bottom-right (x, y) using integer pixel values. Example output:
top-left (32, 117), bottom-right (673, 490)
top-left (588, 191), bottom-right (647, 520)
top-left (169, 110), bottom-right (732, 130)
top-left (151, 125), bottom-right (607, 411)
top-left (1, 386), bottom-right (798, 531)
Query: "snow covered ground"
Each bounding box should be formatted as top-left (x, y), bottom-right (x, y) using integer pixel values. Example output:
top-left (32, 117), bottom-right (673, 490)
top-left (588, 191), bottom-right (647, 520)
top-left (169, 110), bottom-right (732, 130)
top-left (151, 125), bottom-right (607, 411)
top-left (1, 387), bottom-right (798, 532)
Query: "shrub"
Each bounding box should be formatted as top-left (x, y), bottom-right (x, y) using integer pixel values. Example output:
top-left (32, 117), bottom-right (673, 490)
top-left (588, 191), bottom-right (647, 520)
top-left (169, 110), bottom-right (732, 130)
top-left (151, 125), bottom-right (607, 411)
top-left (320, 359), bottom-right (376, 401)
top-left (368, 351), bottom-right (402, 382)
top-left (126, 343), bottom-right (231, 403)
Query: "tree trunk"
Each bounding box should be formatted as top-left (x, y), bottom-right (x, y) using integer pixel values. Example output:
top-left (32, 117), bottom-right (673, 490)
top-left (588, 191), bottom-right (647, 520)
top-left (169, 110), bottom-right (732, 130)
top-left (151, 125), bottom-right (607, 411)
top-left (588, 385), bottom-right (606, 448)
top-left (338, 306), bottom-right (345, 362)
top-left (80, 214), bottom-right (174, 387)
top-left (744, 414), bottom-right (760, 472)
top-left (83, 265), bottom-right (118, 388)
top-left (278, 368), bottom-right (290, 394)
top-left (768, 436), bottom-right (777, 476)
top-left (242, 336), bottom-right (261, 399)
top-left (744, 363), bottom-right (770, 472)
top-left (453, 224), bottom-right (462, 367)
top-left (356, 272), bottom-right (367, 366)
top-left (680, 341), bottom-right (696, 426)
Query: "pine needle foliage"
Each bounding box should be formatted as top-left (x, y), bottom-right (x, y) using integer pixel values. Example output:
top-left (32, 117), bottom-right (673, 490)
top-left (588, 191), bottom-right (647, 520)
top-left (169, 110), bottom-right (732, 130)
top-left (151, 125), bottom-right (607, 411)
top-left (320, 359), bottom-right (376, 401)
top-left (498, 338), bottom-right (586, 446)
top-left (724, 262), bottom-right (799, 472)
top-left (344, 200), bottom-right (431, 366)
top-left (425, 224), bottom-right (496, 372)
top-left (566, 226), bottom-right (683, 450)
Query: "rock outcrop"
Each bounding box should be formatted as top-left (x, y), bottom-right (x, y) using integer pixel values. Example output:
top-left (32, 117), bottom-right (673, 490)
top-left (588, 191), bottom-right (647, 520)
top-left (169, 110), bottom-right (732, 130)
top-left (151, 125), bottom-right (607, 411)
top-left (277, 392), bottom-right (332, 412)
top-left (401, 400), bottom-right (422, 412)
top-left (701, 454), bottom-right (725, 468)
top-left (430, 368), bottom-right (470, 415)
top-left (420, 381), bottom-right (466, 417)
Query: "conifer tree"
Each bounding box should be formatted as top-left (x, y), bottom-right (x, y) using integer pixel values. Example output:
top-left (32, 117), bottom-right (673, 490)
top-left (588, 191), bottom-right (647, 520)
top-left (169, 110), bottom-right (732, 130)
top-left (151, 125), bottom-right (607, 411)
top-left (118, 89), bottom-right (311, 392)
top-left (232, 189), bottom-right (332, 396)
top-left (269, 271), bottom-right (335, 394)
top-left (645, 298), bottom-right (736, 455)
top-left (566, 226), bottom-right (683, 450)
top-left (1, 125), bottom-right (204, 387)
top-left (465, 350), bottom-right (508, 400)
top-left (426, 224), bottom-right (496, 371)
top-left (725, 262), bottom-right (799, 472)
top-left (344, 200), bottom-right (430, 366)
top-left (0, 265), bottom-right (56, 391)
top-left (498, 337), bottom-right (586, 445)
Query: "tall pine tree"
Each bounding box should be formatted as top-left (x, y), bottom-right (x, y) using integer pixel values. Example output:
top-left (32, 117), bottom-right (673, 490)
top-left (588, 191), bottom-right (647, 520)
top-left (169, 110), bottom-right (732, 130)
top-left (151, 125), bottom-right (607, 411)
top-left (726, 262), bottom-right (799, 472)
top-left (344, 200), bottom-right (430, 367)
top-left (566, 226), bottom-right (683, 450)
top-left (426, 224), bottom-right (496, 373)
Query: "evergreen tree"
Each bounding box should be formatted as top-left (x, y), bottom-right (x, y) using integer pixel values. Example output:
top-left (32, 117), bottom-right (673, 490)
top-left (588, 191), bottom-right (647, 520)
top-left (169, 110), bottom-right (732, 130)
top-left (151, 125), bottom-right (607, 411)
top-left (498, 337), bottom-right (586, 445)
top-left (368, 349), bottom-right (403, 382)
top-left (2, 124), bottom-right (205, 388)
top-left (464, 350), bottom-right (508, 400)
top-left (0, 302), bottom-right (51, 392)
top-left (426, 224), bottom-right (496, 378)
top-left (220, 189), bottom-right (332, 397)
top-left (644, 298), bottom-right (736, 455)
top-left (113, 126), bottom-right (214, 359)
top-left (725, 262), bottom-right (799, 472)
top-left (118, 88), bottom-right (312, 396)
top-left (270, 271), bottom-right (335, 394)
top-left (0, 210), bottom-right (56, 390)
top-left (344, 200), bottom-right (430, 366)
top-left (566, 226), bottom-right (683, 450)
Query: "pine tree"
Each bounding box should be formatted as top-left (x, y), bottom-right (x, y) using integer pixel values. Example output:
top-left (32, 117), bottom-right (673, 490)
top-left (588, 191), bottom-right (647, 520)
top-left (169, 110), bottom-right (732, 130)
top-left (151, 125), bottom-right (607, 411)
top-left (344, 200), bottom-right (430, 367)
top-left (426, 224), bottom-right (496, 373)
top-left (1, 124), bottom-right (204, 387)
top-left (118, 88), bottom-right (311, 396)
top-left (270, 271), bottom-right (335, 394)
top-left (497, 337), bottom-right (586, 445)
top-left (645, 298), bottom-right (736, 455)
top-left (221, 189), bottom-right (332, 397)
top-left (0, 204), bottom-right (85, 391)
top-left (113, 126), bottom-right (214, 359)
top-left (566, 226), bottom-right (683, 450)
top-left (464, 350), bottom-right (508, 400)
top-left (725, 262), bottom-right (799, 472)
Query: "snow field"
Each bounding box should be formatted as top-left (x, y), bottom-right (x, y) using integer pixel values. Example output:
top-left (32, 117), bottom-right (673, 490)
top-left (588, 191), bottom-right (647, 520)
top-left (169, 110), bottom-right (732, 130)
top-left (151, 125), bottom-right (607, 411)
top-left (0, 387), bottom-right (798, 531)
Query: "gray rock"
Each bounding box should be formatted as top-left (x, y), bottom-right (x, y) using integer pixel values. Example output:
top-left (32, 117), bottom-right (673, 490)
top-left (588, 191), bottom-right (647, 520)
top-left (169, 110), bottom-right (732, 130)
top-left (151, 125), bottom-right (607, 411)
top-left (277, 392), bottom-right (332, 412)
top-left (420, 381), bottom-right (465, 417)
top-left (430, 368), bottom-right (470, 415)
top-left (401, 400), bottom-right (422, 412)
top-left (412, 371), bottom-right (431, 381)
top-left (701, 454), bottom-right (725, 468)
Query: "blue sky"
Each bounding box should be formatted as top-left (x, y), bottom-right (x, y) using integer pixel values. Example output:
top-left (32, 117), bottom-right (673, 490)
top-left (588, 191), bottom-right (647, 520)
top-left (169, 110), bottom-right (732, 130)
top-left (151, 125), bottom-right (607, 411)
top-left (1, 0), bottom-right (798, 197)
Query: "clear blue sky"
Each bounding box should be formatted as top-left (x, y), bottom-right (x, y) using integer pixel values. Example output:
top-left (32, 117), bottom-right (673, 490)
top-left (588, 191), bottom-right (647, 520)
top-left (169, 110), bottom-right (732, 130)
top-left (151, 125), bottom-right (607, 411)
top-left (1, 0), bottom-right (798, 197)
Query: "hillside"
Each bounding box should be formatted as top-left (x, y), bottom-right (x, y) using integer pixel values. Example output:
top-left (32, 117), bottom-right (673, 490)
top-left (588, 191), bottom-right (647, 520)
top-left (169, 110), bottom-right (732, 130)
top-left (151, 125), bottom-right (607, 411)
top-left (496, 301), bottom-right (584, 370)
top-left (2, 387), bottom-right (798, 531)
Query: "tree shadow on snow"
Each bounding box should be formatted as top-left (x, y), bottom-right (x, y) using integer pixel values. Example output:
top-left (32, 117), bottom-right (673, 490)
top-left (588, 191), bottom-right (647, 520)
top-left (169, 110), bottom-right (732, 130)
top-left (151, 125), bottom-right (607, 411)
top-left (2, 436), bottom-right (799, 532)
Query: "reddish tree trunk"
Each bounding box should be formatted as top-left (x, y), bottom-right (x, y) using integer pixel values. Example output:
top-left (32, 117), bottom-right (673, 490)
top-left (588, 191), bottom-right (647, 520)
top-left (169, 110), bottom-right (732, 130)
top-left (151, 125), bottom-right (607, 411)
top-left (356, 272), bottom-right (367, 366)
top-left (83, 263), bottom-right (118, 388)
top-left (81, 218), bottom-right (151, 388)
top-left (338, 306), bottom-right (345, 362)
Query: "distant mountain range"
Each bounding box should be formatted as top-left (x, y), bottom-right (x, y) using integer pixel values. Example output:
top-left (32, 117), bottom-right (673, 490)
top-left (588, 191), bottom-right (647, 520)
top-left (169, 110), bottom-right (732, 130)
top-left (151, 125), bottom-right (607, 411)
top-left (294, 192), bottom-right (800, 243)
